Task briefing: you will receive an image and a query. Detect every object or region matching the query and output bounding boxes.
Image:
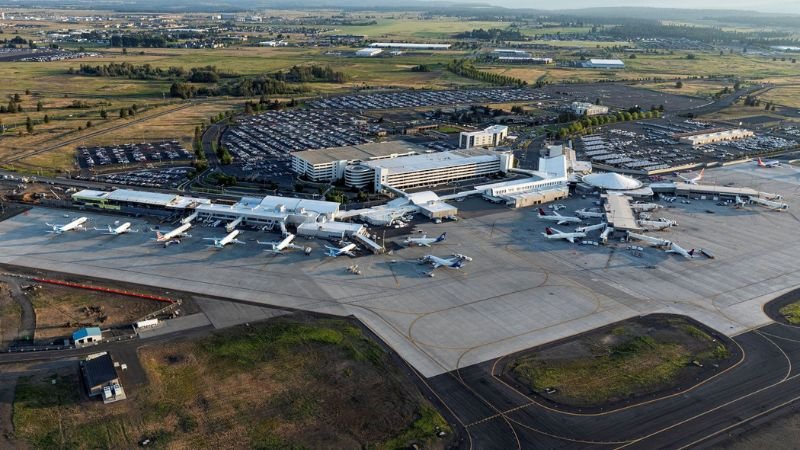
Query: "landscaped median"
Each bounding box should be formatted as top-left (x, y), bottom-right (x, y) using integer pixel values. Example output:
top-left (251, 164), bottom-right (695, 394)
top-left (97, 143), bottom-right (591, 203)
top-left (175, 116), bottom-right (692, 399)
top-left (499, 315), bottom-right (738, 411)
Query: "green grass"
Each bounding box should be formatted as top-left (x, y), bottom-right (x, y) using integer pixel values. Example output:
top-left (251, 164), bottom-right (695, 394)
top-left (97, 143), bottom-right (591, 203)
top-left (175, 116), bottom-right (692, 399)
top-left (328, 18), bottom-right (509, 40)
top-left (512, 336), bottom-right (690, 405)
top-left (380, 404), bottom-right (452, 450)
top-left (779, 301), bottom-right (800, 324)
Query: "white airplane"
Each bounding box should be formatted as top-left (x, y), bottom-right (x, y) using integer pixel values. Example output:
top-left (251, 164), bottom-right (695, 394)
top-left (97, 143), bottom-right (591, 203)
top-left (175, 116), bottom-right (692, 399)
top-left (575, 222), bottom-right (607, 233)
top-left (666, 242), bottom-right (696, 259)
top-left (325, 242), bottom-right (357, 257)
top-left (637, 220), bottom-right (675, 231)
top-left (542, 227), bottom-right (586, 243)
top-left (152, 222), bottom-right (192, 243)
top-left (205, 229), bottom-right (246, 249)
top-left (677, 168), bottom-right (705, 184)
top-left (420, 254), bottom-right (471, 276)
top-left (734, 195), bottom-right (748, 208)
top-left (46, 216), bottom-right (88, 234)
top-left (575, 208), bottom-right (605, 219)
top-left (538, 208), bottom-right (582, 225)
top-left (258, 233), bottom-right (300, 254)
top-left (404, 232), bottom-right (446, 247)
top-left (757, 157), bottom-right (781, 168)
top-left (95, 222), bottom-right (138, 235)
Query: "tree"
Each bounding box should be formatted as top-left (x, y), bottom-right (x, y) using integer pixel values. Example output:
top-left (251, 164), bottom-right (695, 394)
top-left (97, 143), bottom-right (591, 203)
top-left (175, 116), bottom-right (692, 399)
top-left (25, 116), bottom-right (33, 133)
top-left (686, 54), bottom-right (696, 60)
top-left (628, 53), bottom-right (636, 59)
top-left (120, 108), bottom-right (128, 119)
top-left (13, 93), bottom-right (20, 103)
top-left (675, 80), bottom-right (683, 89)
top-left (86, 120), bottom-right (92, 128)
top-left (36, 101), bottom-right (43, 112)
top-left (24, 89), bottom-right (30, 95)
top-left (43, 114), bottom-right (49, 124)
top-left (100, 108), bottom-right (107, 119)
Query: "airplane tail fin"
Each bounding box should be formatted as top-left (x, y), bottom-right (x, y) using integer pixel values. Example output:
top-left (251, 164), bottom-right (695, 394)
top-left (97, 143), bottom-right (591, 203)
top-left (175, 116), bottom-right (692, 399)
top-left (451, 260), bottom-right (464, 268)
top-left (689, 249), bottom-right (695, 256)
top-left (545, 227), bottom-right (553, 235)
top-left (437, 232), bottom-right (446, 242)
top-left (698, 168), bottom-right (705, 180)
top-left (538, 208), bottom-right (546, 216)
top-left (155, 231), bottom-right (163, 240)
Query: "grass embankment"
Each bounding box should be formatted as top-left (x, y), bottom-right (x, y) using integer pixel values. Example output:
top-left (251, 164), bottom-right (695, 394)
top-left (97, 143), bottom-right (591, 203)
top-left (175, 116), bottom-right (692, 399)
top-left (779, 301), bottom-right (800, 324)
top-left (12, 317), bottom-right (452, 449)
top-left (509, 316), bottom-right (730, 407)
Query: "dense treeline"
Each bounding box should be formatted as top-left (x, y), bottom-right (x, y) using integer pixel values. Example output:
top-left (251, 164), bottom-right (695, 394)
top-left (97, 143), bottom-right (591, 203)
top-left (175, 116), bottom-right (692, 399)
top-left (446, 59), bottom-right (526, 87)
top-left (454, 27), bottom-right (527, 41)
top-left (110, 33), bottom-right (173, 48)
top-left (272, 65), bottom-right (348, 83)
top-left (168, 64), bottom-right (344, 99)
top-left (73, 63), bottom-right (237, 81)
top-left (606, 22), bottom-right (791, 44)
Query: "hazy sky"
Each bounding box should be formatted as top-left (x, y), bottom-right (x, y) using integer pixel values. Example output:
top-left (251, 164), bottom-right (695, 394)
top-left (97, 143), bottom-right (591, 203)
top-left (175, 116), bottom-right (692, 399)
top-left (492, 0), bottom-right (799, 14)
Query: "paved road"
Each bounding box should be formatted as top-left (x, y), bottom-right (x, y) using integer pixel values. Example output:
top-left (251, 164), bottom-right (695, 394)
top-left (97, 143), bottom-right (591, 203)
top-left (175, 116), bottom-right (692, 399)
top-left (426, 321), bottom-right (800, 449)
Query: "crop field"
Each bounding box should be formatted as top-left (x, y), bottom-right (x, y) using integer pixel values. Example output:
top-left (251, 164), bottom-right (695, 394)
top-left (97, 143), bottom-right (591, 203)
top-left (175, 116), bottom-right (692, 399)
top-left (11, 316), bottom-right (452, 449)
top-left (328, 18), bottom-right (510, 40)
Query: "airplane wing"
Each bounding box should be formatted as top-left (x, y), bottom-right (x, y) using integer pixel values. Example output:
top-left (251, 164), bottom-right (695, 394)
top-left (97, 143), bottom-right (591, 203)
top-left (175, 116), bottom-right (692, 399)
top-left (566, 236), bottom-right (575, 243)
top-left (557, 219), bottom-right (569, 225)
top-left (420, 242), bottom-right (431, 247)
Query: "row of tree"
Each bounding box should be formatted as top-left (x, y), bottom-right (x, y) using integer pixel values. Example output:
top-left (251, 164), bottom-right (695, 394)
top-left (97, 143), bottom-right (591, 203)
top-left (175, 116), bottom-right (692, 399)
top-left (73, 63), bottom-right (237, 82)
top-left (556, 110), bottom-right (662, 138)
top-left (110, 33), bottom-right (172, 48)
top-left (446, 59), bottom-right (526, 87)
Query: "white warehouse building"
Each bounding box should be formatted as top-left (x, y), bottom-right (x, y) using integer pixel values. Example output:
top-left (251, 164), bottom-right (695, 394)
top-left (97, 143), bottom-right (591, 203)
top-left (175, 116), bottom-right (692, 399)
top-left (459, 125), bottom-right (509, 149)
top-left (355, 48), bottom-right (383, 57)
top-left (366, 148), bottom-right (514, 191)
top-left (571, 102), bottom-right (609, 116)
top-left (290, 141), bottom-right (421, 184)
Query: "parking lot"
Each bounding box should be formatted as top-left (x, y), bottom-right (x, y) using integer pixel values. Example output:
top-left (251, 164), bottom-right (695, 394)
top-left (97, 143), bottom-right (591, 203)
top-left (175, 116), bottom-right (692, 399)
top-left (539, 83), bottom-right (705, 111)
top-left (86, 167), bottom-right (192, 189)
top-left (577, 119), bottom-right (797, 172)
top-left (0, 48), bottom-right (98, 62)
top-left (77, 141), bottom-right (193, 170)
top-left (221, 110), bottom-right (384, 181)
top-left (309, 88), bottom-right (552, 110)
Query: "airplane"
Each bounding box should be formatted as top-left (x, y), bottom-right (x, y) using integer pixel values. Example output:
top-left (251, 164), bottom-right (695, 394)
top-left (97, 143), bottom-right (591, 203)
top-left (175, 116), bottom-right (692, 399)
top-left (258, 233), bottom-right (301, 254)
top-left (734, 195), bottom-right (748, 208)
top-left (637, 220), bottom-right (675, 231)
top-left (46, 216), bottom-right (88, 234)
top-left (542, 227), bottom-right (586, 243)
top-left (538, 208), bottom-right (582, 225)
top-left (575, 208), bottom-right (605, 219)
top-left (404, 232), bottom-right (446, 247)
top-left (677, 168), bottom-right (704, 184)
top-left (599, 226), bottom-right (614, 244)
top-left (325, 242), bottom-right (357, 257)
top-left (756, 157), bottom-right (781, 168)
top-left (420, 254), bottom-right (471, 276)
top-left (152, 222), bottom-right (192, 243)
top-left (95, 222), bottom-right (138, 235)
top-left (204, 229), bottom-right (246, 249)
top-left (575, 222), bottom-right (607, 233)
top-left (666, 242), bottom-right (696, 259)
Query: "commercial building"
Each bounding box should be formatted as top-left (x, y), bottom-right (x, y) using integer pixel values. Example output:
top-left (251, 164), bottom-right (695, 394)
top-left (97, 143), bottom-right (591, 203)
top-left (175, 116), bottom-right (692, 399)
top-left (602, 194), bottom-right (641, 231)
top-left (366, 148), bottom-right (514, 191)
top-left (581, 58), bottom-right (625, 69)
top-left (459, 125), bottom-right (509, 149)
top-left (290, 141), bottom-right (422, 183)
top-left (72, 189), bottom-right (211, 213)
top-left (675, 128), bottom-right (754, 146)
top-left (81, 352), bottom-right (126, 403)
top-left (195, 195), bottom-right (340, 228)
top-left (571, 102), bottom-right (609, 116)
top-left (355, 47), bottom-right (382, 57)
top-left (475, 152), bottom-right (569, 208)
top-left (497, 56), bottom-right (553, 64)
top-left (368, 42), bottom-right (451, 50)
top-left (73, 327), bottom-right (102, 346)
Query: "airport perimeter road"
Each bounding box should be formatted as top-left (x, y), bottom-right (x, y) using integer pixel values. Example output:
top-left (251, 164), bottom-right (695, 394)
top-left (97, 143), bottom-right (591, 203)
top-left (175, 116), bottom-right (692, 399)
top-left (426, 322), bottom-right (800, 449)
